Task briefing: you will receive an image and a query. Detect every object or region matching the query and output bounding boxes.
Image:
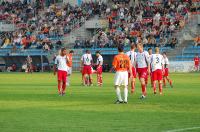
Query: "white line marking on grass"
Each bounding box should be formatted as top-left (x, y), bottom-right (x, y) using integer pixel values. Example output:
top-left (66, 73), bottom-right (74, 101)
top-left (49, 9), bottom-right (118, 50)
top-left (165, 126), bottom-right (200, 132)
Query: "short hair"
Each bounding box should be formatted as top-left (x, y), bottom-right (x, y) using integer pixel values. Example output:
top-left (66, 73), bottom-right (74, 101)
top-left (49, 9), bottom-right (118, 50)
top-left (95, 51), bottom-right (101, 54)
top-left (61, 47), bottom-right (66, 52)
top-left (163, 52), bottom-right (166, 55)
top-left (137, 43), bottom-right (143, 47)
top-left (130, 44), bottom-right (136, 50)
top-left (155, 47), bottom-right (159, 52)
top-left (86, 50), bottom-right (90, 53)
top-left (118, 46), bottom-right (124, 52)
top-left (69, 50), bottom-right (74, 53)
top-left (148, 48), bottom-right (152, 51)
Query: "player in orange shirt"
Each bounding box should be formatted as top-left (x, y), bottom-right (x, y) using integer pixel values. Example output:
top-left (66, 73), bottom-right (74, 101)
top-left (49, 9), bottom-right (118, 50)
top-left (66, 50), bottom-right (74, 86)
top-left (112, 46), bottom-right (132, 104)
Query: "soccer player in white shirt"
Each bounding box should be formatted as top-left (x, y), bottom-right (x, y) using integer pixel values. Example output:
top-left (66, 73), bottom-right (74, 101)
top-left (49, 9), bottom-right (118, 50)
top-left (95, 51), bottom-right (103, 86)
top-left (162, 52), bottom-right (173, 88)
top-left (54, 48), bottom-right (68, 96)
top-left (136, 43), bottom-right (150, 99)
top-left (126, 44), bottom-right (137, 93)
top-left (150, 47), bottom-right (164, 95)
top-left (81, 50), bottom-right (93, 86)
top-left (148, 48), bottom-right (154, 88)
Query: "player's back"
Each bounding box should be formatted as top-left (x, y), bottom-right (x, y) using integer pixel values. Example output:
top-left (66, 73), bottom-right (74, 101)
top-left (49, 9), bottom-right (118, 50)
top-left (113, 54), bottom-right (130, 72)
top-left (126, 51), bottom-right (137, 66)
top-left (151, 54), bottom-right (163, 71)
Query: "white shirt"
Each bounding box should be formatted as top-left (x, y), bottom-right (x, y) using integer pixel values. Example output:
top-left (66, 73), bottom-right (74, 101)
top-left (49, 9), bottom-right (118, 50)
top-left (81, 53), bottom-right (93, 65)
top-left (126, 51), bottom-right (137, 67)
top-left (96, 55), bottom-right (103, 66)
top-left (136, 51), bottom-right (150, 68)
top-left (163, 57), bottom-right (169, 68)
top-left (150, 54), bottom-right (164, 72)
top-left (55, 55), bottom-right (68, 71)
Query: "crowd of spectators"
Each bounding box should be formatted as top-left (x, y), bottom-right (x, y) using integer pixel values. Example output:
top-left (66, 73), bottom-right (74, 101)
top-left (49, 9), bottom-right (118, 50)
top-left (74, 0), bottom-right (198, 49)
top-left (0, 0), bottom-right (107, 51)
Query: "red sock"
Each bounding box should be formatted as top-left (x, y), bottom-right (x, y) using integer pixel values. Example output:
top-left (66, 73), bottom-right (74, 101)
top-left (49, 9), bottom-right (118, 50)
top-left (58, 82), bottom-right (61, 93)
top-left (145, 78), bottom-right (148, 85)
top-left (99, 76), bottom-right (102, 84)
top-left (163, 79), bottom-right (166, 86)
top-left (131, 81), bottom-right (135, 93)
top-left (141, 84), bottom-right (146, 96)
top-left (89, 77), bottom-right (93, 84)
top-left (153, 82), bottom-right (156, 93)
top-left (159, 83), bottom-right (162, 93)
top-left (62, 82), bottom-right (66, 93)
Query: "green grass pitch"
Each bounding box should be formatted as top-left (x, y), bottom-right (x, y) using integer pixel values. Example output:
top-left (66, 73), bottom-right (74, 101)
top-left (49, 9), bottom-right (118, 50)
top-left (0, 72), bottom-right (200, 132)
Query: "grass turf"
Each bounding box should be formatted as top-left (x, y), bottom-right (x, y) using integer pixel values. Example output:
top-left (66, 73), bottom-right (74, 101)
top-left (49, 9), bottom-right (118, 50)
top-left (0, 72), bottom-right (200, 132)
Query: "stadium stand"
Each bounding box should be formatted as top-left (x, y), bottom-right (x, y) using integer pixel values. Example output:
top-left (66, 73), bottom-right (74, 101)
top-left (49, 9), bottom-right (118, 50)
top-left (0, 0), bottom-right (199, 71)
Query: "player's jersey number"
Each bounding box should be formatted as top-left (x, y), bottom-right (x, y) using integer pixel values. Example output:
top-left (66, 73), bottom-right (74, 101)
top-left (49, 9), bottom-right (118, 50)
top-left (119, 59), bottom-right (128, 68)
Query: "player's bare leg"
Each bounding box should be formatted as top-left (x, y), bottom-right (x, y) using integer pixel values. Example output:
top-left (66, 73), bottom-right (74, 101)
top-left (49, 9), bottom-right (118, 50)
top-left (97, 74), bottom-right (102, 86)
top-left (62, 80), bottom-right (66, 96)
top-left (88, 74), bottom-right (93, 86)
top-left (158, 80), bottom-right (163, 95)
top-left (140, 78), bottom-right (147, 99)
top-left (163, 77), bottom-right (166, 88)
top-left (83, 74), bottom-right (88, 86)
top-left (115, 85), bottom-right (123, 104)
top-left (130, 78), bottom-right (136, 93)
top-left (166, 76), bottom-right (173, 88)
top-left (153, 81), bottom-right (157, 94)
top-left (57, 80), bottom-right (62, 96)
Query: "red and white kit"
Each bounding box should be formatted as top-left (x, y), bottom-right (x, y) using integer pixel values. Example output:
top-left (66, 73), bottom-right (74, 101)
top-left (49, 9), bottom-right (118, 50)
top-left (136, 51), bottom-right (149, 79)
top-left (163, 57), bottom-right (169, 77)
top-left (81, 53), bottom-right (93, 75)
top-left (96, 55), bottom-right (103, 85)
top-left (55, 55), bottom-right (68, 81)
top-left (150, 54), bottom-right (164, 81)
top-left (126, 51), bottom-right (137, 78)
top-left (136, 51), bottom-right (149, 96)
top-left (96, 55), bottom-right (103, 74)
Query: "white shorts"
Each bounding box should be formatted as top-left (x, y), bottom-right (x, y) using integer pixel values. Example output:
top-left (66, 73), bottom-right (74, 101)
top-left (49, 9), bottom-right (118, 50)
top-left (68, 67), bottom-right (72, 75)
top-left (114, 71), bottom-right (128, 86)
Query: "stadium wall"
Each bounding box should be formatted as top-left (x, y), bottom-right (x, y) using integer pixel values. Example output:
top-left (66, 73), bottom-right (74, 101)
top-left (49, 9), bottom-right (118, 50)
top-left (169, 61), bottom-right (194, 72)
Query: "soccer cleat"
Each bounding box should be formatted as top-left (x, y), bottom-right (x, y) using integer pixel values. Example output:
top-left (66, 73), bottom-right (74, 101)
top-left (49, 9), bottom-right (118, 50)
top-left (140, 95), bottom-right (146, 99)
top-left (115, 100), bottom-right (123, 104)
top-left (131, 89), bottom-right (135, 94)
top-left (170, 84), bottom-right (173, 88)
top-left (62, 93), bottom-right (66, 96)
top-left (154, 91), bottom-right (157, 95)
top-left (123, 101), bottom-right (128, 104)
top-left (159, 92), bottom-right (163, 95)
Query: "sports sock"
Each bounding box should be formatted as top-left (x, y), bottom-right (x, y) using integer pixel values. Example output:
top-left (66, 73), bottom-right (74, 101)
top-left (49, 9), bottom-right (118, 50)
top-left (115, 86), bottom-right (123, 102)
top-left (153, 82), bottom-right (156, 93)
top-left (159, 83), bottom-right (162, 93)
top-left (58, 81), bottom-right (61, 93)
top-left (124, 86), bottom-right (128, 102)
top-left (62, 81), bottom-right (66, 93)
top-left (141, 84), bottom-right (146, 96)
top-left (131, 81), bottom-right (135, 93)
top-left (163, 78), bottom-right (166, 86)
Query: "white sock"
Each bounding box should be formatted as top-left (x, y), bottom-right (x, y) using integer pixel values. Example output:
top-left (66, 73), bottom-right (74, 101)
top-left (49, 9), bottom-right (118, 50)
top-left (124, 86), bottom-right (128, 102)
top-left (115, 86), bottom-right (123, 102)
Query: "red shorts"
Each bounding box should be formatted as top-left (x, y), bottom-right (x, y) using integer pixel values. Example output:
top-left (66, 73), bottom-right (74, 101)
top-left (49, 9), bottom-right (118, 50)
top-left (137, 67), bottom-right (148, 79)
top-left (82, 65), bottom-right (92, 75)
top-left (195, 64), bottom-right (199, 68)
top-left (57, 70), bottom-right (67, 81)
top-left (152, 69), bottom-right (163, 81)
top-left (97, 66), bottom-right (103, 74)
top-left (163, 68), bottom-right (169, 77)
top-left (129, 67), bottom-right (137, 78)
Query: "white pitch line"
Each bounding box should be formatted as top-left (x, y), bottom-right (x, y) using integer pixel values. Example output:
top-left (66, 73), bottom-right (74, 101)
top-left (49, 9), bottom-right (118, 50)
top-left (165, 126), bottom-right (200, 132)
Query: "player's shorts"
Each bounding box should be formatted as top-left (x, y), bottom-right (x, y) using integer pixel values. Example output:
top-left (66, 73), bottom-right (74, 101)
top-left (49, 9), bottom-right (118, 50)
top-left (137, 67), bottom-right (148, 79)
top-left (164, 68), bottom-right (169, 77)
top-left (97, 66), bottom-right (103, 74)
top-left (195, 64), bottom-right (199, 68)
top-left (152, 69), bottom-right (162, 81)
top-left (114, 71), bottom-right (128, 86)
top-left (57, 70), bottom-right (67, 81)
top-left (82, 65), bottom-right (92, 75)
top-left (128, 67), bottom-right (137, 78)
top-left (67, 67), bottom-right (72, 75)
